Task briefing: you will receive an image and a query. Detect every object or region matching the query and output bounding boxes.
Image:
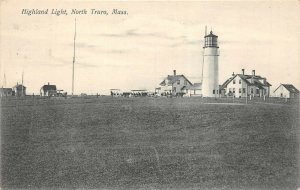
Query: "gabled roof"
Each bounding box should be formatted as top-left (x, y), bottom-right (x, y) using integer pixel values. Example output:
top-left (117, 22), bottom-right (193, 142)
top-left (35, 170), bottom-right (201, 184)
top-left (13, 84), bottom-right (26, 88)
top-left (160, 75), bottom-right (193, 86)
top-left (275, 84), bottom-right (299, 93)
top-left (42, 85), bottom-right (57, 91)
top-left (181, 83), bottom-right (202, 90)
top-left (221, 73), bottom-right (272, 89)
top-left (220, 75), bottom-right (238, 89)
top-left (282, 84), bottom-right (299, 92)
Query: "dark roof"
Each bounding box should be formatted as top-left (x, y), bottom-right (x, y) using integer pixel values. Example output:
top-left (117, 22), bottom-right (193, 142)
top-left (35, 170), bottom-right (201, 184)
top-left (220, 76), bottom-right (237, 89)
top-left (282, 84), bottom-right (299, 93)
top-left (205, 31), bottom-right (218, 38)
top-left (0, 88), bottom-right (12, 92)
top-left (160, 75), bottom-right (193, 86)
top-left (253, 81), bottom-right (265, 89)
top-left (42, 85), bottom-right (57, 91)
top-left (13, 84), bottom-right (26, 88)
top-left (181, 83), bottom-right (202, 90)
top-left (221, 73), bottom-right (272, 89)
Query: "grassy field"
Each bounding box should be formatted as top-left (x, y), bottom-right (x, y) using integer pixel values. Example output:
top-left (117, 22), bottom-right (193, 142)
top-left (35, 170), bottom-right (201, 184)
top-left (1, 97), bottom-right (299, 190)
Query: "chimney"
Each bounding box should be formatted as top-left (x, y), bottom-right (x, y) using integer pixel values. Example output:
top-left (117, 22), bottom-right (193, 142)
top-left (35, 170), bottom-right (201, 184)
top-left (242, 69), bottom-right (245, 75)
top-left (252, 70), bottom-right (255, 76)
top-left (232, 72), bottom-right (235, 76)
top-left (173, 70), bottom-right (176, 76)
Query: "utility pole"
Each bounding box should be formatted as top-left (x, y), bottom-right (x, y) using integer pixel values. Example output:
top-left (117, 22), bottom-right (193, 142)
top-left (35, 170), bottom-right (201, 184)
top-left (21, 70), bottom-right (24, 97)
top-left (72, 18), bottom-right (76, 96)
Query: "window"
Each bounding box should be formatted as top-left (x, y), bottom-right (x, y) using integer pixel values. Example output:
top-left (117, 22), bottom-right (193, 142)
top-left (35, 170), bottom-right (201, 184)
top-left (173, 87), bottom-right (176, 92)
top-left (243, 88), bottom-right (246, 93)
top-left (239, 88), bottom-right (241, 93)
top-left (177, 80), bottom-right (180, 85)
top-left (256, 89), bottom-right (259, 94)
top-left (233, 88), bottom-right (235, 93)
top-left (217, 90), bottom-right (219, 94)
top-left (233, 80), bottom-right (236, 84)
top-left (229, 88), bottom-right (232, 93)
top-left (239, 79), bottom-right (241, 84)
top-left (251, 88), bottom-right (253, 94)
top-left (213, 90), bottom-right (215, 94)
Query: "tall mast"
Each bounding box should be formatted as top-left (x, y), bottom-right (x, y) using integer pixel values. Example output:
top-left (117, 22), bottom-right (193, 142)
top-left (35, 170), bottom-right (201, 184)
top-left (72, 18), bottom-right (76, 96)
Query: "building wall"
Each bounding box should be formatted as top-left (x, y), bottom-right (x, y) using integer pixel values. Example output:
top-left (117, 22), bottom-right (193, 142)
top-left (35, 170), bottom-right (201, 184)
top-left (160, 85), bottom-right (172, 93)
top-left (172, 77), bottom-right (192, 94)
top-left (185, 89), bottom-right (202, 97)
top-left (13, 87), bottom-right (26, 97)
top-left (225, 76), bottom-right (248, 97)
top-left (202, 47), bottom-right (219, 97)
top-left (274, 85), bottom-right (290, 98)
top-left (160, 76), bottom-right (192, 95)
top-left (223, 76), bottom-right (270, 98)
top-left (0, 89), bottom-right (13, 97)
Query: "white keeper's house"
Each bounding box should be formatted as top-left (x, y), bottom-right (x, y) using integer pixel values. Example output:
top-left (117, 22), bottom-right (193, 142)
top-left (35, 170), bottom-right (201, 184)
top-left (157, 70), bottom-right (194, 96)
top-left (220, 69), bottom-right (272, 98)
top-left (273, 84), bottom-right (299, 98)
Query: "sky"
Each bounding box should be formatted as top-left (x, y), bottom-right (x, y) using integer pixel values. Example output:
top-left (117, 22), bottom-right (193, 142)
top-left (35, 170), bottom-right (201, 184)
top-left (0, 0), bottom-right (299, 95)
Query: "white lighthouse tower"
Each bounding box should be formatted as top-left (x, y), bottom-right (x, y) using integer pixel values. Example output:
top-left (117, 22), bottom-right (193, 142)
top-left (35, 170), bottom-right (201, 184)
top-left (202, 30), bottom-right (219, 97)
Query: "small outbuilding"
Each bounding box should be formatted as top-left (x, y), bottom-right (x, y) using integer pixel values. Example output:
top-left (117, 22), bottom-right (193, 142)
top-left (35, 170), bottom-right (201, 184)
top-left (0, 88), bottom-right (13, 97)
top-left (12, 83), bottom-right (26, 97)
top-left (40, 83), bottom-right (57, 96)
top-left (273, 84), bottom-right (299, 98)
